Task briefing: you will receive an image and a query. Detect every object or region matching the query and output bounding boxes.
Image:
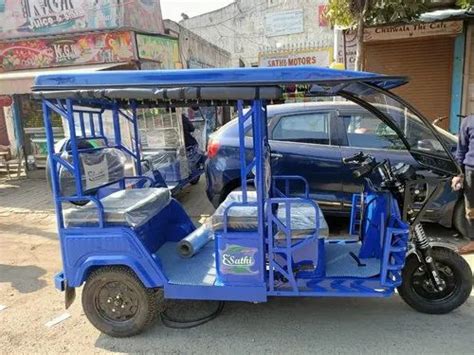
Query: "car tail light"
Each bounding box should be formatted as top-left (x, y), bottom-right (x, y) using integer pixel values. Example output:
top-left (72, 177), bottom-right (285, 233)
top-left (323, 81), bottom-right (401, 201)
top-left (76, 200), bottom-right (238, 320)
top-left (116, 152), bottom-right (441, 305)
top-left (207, 140), bottom-right (220, 158)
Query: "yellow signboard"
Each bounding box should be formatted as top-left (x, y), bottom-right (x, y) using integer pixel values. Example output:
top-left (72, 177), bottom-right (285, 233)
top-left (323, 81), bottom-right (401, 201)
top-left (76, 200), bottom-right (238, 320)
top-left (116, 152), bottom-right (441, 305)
top-left (136, 34), bottom-right (181, 69)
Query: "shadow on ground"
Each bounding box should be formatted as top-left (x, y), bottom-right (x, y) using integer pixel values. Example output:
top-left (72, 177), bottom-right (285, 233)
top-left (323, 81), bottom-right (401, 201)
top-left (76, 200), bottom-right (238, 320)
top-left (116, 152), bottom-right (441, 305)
top-left (0, 264), bottom-right (47, 293)
top-left (0, 177), bottom-right (53, 212)
top-left (0, 221), bottom-right (58, 241)
top-left (93, 296), bottom-right (474, 353)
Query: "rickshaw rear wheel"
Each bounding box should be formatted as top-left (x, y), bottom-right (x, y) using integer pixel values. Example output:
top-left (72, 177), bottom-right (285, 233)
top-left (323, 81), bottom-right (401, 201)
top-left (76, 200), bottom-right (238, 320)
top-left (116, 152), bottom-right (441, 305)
top-left (397, 248), bottom-right (472, 314)
top-left (82, 266), bottom-right (163, 337)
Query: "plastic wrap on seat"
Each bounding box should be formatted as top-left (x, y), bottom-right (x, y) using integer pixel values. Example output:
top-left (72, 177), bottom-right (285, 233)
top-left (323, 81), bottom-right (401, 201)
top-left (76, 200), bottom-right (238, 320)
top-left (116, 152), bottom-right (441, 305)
top-left (58, 148), bottom-right (126, 196)
top-left (63, 187), bottom-right (171, 228)
top-left (211, 191), bottom-right (259, 231)
top-left (274, 202), bottom-right (329, 240)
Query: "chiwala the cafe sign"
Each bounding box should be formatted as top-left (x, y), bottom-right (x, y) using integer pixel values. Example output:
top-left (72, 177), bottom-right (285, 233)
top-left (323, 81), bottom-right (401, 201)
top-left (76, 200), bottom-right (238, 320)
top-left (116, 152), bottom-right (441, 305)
top-left (259, 48), bottom-right (332, 67)
top-left (364, 20), bottom-right (463, 42)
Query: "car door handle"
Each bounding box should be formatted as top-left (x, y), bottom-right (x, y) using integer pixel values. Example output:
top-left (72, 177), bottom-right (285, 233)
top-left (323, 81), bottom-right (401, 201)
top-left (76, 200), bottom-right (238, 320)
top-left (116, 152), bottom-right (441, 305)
top-left (271, 153), bottom-right (283, 158)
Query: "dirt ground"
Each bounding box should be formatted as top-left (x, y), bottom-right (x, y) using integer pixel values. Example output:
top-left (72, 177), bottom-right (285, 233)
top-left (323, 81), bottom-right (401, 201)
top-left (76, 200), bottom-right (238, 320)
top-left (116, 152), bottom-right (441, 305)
top-left (1, 178), bottom-right (474, 354)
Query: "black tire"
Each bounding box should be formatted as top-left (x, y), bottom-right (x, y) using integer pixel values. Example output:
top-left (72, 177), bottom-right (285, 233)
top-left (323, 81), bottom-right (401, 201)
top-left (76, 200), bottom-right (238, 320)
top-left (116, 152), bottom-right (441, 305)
top-left (190, 176), bottom-right (200, 185)
top-left (453, 200), bottom-right (468, 238)
top-left (82, 266), bottom-right (163, 337)
top-left (397, 248), bottom-right (472, 314)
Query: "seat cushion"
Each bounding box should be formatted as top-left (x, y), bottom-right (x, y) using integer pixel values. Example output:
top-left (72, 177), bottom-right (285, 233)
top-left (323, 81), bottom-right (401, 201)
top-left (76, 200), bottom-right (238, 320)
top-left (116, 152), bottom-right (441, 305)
top-left (211, 191), bottom-right (258, 231)
top-left (211, 192), bottom-right (329, 237)
top-left (64, 187), bottom-right (171, 228)
top-left (274, 202), bottom-right (329, 240)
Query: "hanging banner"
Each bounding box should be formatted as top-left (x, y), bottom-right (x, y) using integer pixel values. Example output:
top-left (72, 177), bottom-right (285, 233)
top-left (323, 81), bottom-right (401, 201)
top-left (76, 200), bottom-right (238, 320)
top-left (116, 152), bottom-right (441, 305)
top-left (0, 31), bottom-right (134, 71)
top-left (259, 48), bottom-right (332, 67)
top-left (136, 34), bottom-right (180, 69)
top-left (0, 0), bottom-right (164, 40)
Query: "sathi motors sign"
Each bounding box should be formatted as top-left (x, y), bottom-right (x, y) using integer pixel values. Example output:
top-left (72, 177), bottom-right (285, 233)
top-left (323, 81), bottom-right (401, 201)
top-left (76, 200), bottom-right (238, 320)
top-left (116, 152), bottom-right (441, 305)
top-left (259, 48), bottom-right (332, 67)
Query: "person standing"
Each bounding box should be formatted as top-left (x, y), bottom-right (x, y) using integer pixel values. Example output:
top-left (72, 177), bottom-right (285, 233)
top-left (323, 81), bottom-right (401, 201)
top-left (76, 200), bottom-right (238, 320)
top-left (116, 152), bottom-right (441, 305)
top-left (453, 114), bottom-right (474, 254)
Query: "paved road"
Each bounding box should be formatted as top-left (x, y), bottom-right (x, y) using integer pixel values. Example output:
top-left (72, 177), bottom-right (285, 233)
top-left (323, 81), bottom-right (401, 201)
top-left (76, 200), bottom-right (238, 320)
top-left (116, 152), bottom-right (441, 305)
top-left (0, 178), bottom-right (473, 353)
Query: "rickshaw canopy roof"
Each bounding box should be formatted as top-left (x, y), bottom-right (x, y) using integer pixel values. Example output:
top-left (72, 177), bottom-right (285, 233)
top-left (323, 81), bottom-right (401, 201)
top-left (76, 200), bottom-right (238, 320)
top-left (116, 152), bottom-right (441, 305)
top-left (33, 66), bottom-right (407, 92)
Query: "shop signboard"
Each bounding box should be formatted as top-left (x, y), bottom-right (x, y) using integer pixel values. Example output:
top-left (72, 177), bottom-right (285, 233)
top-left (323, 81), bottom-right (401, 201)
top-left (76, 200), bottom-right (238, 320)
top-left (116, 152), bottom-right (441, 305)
top-left (265, 9), bottom-right (304, 37)
top-left (259, 48), bottom-right (332, 68)
top-left (0, 31), bottom-right (134, 71)
top-left (136, 34), bottom-right (180, 69)
top-left (0, 0), bottom-right (164, 40)
top-left (363, 20), bottom-right (463, 42)
top-left (337, 29), bottom-right (357, 70)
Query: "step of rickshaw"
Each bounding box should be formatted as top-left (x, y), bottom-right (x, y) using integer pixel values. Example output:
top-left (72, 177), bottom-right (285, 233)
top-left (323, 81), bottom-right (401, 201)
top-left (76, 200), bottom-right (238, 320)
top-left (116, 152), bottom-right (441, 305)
top-left (271, 277), bottom-right (393, 297)
top-left (155, 241), bottom-right (216, 286)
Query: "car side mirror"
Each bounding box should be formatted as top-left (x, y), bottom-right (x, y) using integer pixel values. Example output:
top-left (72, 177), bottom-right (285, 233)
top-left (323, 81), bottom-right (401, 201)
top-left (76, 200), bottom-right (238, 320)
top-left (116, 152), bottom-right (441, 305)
top-left (417, 139), bottom-right (435, 151)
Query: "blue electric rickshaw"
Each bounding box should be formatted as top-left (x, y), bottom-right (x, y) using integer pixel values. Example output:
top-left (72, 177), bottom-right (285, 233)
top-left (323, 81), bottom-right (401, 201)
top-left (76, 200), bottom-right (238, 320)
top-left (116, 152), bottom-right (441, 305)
top-left (35, 67), bottom-right (472, 337)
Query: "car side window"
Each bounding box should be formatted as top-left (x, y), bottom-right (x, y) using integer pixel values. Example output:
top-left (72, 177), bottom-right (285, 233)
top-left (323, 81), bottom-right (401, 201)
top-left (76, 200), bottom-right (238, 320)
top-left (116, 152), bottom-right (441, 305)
top-left (343, 113), bottom-right (405, 150)
top-left (272, 112), bottom-right (331, 145)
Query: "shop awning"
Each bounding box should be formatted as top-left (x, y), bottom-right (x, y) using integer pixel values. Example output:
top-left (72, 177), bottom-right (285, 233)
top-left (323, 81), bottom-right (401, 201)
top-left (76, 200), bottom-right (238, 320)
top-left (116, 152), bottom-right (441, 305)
top-left (0, 63), bottom-right (131, 96)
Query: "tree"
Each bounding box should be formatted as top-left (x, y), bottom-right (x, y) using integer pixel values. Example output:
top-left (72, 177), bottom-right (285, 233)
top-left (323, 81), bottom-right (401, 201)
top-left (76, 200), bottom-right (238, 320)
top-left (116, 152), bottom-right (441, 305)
top-left (326, 0), bottom-right (429, 71)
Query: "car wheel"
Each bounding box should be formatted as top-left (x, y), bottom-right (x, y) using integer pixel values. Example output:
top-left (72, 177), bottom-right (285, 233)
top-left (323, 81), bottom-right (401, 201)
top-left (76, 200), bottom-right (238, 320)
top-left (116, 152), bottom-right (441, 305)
top-left (82, 266), bottom-right (164, 337)
top-left (453, 200), bottom-right (468, 238)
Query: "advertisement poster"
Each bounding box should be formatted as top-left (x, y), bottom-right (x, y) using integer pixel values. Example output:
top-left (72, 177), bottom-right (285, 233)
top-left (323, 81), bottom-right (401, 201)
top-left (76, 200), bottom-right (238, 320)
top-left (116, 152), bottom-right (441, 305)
top-left (318, 5), bottom-right (329, 27)
top-left (0, 0), bottom-right (164, 40)
top-left (0, 31), bottom-right (134, 70)
top-left (136, 34), bottom-right (180, 69)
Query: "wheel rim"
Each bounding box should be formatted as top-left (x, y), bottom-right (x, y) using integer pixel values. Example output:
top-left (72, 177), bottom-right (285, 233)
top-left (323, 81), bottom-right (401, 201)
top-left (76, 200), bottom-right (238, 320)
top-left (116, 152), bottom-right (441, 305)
top-left (95, 281), bottom-right (139, 322)
top-left (410, 261), bottom-right (459, 303)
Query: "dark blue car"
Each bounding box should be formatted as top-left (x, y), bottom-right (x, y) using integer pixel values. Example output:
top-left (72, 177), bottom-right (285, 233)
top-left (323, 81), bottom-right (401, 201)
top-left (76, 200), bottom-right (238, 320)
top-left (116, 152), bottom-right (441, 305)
top-left (205, 102), bottom-right (466, 235)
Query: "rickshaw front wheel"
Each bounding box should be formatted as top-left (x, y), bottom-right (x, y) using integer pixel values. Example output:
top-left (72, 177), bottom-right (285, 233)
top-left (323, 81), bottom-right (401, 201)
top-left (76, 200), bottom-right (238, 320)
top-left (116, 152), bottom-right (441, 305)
top-left (82, 266), bottom-right (163, 337)
top-left (397, 248), bottom-right (472, 314)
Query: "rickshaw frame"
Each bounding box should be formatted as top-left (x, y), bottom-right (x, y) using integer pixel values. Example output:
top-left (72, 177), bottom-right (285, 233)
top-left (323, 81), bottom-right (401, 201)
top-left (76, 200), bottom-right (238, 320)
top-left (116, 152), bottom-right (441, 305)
top-left (35, 66), bottom-right (460, 306)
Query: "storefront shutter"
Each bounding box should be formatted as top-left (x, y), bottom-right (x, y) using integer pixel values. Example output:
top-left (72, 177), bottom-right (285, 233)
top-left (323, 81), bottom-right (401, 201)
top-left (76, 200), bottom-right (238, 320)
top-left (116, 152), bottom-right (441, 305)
top-left (364, 37), bottom-right (454, 130)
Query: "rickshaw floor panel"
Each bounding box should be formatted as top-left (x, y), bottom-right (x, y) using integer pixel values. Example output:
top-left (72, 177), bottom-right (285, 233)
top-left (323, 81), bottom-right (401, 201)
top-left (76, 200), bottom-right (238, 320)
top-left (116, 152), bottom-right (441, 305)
top-left (324, 242), bottom-right (381, 278)
top-left (155, 241), bottom-right (216, 286)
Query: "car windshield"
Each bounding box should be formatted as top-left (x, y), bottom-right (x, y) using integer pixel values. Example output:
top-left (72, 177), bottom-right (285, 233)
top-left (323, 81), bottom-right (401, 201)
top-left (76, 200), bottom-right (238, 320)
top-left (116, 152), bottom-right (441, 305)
top-left (341, 82), bottom-right (458, 174)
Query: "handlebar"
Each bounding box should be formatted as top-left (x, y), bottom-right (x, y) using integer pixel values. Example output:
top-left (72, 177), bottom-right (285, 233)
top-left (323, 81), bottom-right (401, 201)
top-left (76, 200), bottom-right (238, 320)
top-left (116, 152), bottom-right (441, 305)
top-left (342, 151), bottom-right (367, 164)
top-left (343, 152), bottom-right (379, 179)
top-left (343, 152), bottom-right (394, 182)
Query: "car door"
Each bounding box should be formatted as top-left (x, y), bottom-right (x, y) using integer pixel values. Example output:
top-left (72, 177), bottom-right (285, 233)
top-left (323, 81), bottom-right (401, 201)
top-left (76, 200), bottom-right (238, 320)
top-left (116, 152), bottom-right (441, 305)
top-left (337, 109), bottom-right (420, 212)
top-left (269, 111), bottom-right (344, 213)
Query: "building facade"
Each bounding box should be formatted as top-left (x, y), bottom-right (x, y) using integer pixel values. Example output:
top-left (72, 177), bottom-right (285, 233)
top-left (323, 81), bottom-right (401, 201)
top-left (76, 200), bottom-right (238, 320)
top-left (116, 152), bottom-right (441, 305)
top-left (0, 0), bottom-right (230, 170)
top-left (339, 11), bottom-right (473, 133)
top-left (180, 0), bottom-right (333, 68)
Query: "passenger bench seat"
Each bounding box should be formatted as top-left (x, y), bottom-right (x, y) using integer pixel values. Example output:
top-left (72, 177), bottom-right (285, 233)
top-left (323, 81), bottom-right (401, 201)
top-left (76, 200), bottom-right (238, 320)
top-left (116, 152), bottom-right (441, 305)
top-left (64, 187), bottom-right (171, 228)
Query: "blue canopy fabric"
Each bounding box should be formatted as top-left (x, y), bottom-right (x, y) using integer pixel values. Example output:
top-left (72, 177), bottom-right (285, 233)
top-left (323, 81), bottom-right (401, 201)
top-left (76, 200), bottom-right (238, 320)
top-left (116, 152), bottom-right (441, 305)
top-left (33, 66), bottom-right (407, 92)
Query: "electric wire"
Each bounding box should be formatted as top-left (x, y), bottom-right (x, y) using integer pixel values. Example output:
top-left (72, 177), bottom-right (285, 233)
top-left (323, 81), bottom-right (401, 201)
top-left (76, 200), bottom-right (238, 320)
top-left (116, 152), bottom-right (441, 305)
top-left (160, 301), bottom-right (225, 329)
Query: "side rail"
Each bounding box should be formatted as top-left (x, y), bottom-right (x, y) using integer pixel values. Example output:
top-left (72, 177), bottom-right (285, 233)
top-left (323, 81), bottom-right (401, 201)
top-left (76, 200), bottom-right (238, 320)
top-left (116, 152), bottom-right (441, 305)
top-left (267, 197), bottom-right (321, 293)
top-left (272, 175), bottom-right (310, 198)
top-left (59, 196), bottom-right (105, 229)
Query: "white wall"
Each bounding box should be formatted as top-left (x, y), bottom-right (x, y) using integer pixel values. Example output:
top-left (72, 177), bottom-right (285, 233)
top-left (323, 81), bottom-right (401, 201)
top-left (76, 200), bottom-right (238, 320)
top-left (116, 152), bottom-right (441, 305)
top-left (164, 20), bottom-right (232, 68)
top-left (180, 0), bottom-right (333, 67)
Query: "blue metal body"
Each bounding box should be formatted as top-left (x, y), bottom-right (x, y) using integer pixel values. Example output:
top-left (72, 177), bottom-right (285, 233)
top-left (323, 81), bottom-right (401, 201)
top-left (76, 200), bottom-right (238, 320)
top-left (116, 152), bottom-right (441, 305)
top-left (205, 103), bottom-right (461, 228)
top-left (38, 66), bottom-right (421, 303)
